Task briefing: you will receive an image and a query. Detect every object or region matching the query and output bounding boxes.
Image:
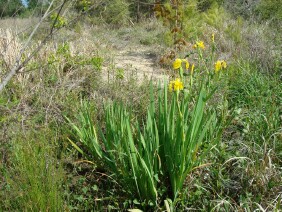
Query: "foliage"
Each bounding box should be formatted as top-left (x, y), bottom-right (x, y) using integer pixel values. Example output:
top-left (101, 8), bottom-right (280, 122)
top-left (28, 0), bottom-right (43, 9)
top-left (50, 13), bottom-right (67, 28)
top-left (75, 0), bottom-right (92, 12)
top-left (155, 0), bottom-right (192, 65)
top-left (128, 0), bottom-right (155, 22)
top-left (100, 0), bottom-right (130, 25)
top-left (223, 0), bottom-right (259, 18)
top-left (223, 0), bottom-right (282, 26)
top-left (255, 0), bottom-right (282, 24)
top-left (0, 0), bottom-right (48, 17)
top-left (0, 0), bottom-right (25, 17)
top-left (197, 0), bottom-right (224, 12)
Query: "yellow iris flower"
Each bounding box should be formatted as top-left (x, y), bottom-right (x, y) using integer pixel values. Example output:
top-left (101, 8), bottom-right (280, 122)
top-left (221, 60), bottom-right (227, 69)
top-left (169, 81), bottom-right (173, 92)
top-left (173, 59), bottom-right (182, 69)
top-left (214, 60), bottom-right (227, 73)
top-left (173, 59), bottom-right (189, 70)
top-left (191, 64), bottom-right (195, 75)
top-left (193, 41), bottom-right (205, 49)
top-left (174, 78), bottom-right (184, 90)
top-left (169, 78), bottom-right (184, 92)
top-left (214, 61), bottom-right (222, 72)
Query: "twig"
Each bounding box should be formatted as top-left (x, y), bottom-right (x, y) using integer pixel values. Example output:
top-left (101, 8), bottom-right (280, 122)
top-left (0, 0), bottom-right (66, 92)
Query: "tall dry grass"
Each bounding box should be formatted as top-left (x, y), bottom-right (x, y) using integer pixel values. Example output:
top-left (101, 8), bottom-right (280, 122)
top-left (0, 29), bottom-right (22, 69)
top-left (0, 17), bottom-right (40, 32)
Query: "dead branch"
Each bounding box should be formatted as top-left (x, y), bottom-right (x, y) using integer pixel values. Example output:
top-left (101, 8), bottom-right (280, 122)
top-left (0, 0), bottom-right (67, 92)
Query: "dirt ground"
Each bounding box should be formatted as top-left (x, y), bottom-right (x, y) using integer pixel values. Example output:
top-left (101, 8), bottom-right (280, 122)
top-left (1, 18), bottom-right (170, 86)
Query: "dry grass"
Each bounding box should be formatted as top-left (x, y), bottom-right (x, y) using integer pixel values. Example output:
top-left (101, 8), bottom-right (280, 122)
top-left (0, 17), bottom-right (40, 32)
top-left (0, 29), bottom-right (22, 69)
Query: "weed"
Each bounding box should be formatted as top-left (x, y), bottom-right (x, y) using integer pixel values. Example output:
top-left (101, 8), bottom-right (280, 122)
top-left (0, 129), bottom-right (65, 211)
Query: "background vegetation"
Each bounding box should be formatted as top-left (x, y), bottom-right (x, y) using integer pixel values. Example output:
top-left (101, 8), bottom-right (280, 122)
top-left (0, 0), bottom-right (281, 211)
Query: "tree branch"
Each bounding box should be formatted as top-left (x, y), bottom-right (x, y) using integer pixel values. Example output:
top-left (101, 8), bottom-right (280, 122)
top-left (0, 0), bottom-right (67, 92)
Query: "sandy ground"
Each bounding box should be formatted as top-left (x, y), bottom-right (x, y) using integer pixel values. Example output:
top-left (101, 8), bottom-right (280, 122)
top-left (1, 18), bottom-right (170, 86)
top-left (113, 47), bottom-right (169, 83)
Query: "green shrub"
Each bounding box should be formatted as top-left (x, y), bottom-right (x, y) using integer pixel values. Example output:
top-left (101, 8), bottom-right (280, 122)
top-left (128, 0), bottom-right (155, 21)
top-left (99, 0), bottom-right (130, 25)
top-left (255, 0), bottom-right (282, 24)
top-left (223, 0), bottom-right (259, 18)
top-left (197, 0), bottom-right (224, 12)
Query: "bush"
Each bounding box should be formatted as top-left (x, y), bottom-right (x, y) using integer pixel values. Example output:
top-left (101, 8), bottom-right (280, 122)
top-left (223, 0), bottom-right (260, 18)
top-left (197, 0), bottom-right (224, 12)
top-left (255, 0), bottom-right (282, 24)
top-left (97, 0), bottom-right (130, 25)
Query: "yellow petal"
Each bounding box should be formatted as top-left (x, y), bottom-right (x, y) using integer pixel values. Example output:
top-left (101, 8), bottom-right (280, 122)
top-left (198, 41), bottom-right (205, 49)
top-left (221, 60), bottom-right (227, 69)
top-left (214, 60), bottom-right (221, 72)
top-left (193, 41), bottom-right (205, 49)
top-left (173, 59), bottom-right (182, 70)
top-left (183, 59), bottom-right (189, 70)
top-left (174, 78), bottom-right (184, 91)
top-left (191, 64), bottom-right (195, 75)
top-left (169, 81), bottom-right (174, 92)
